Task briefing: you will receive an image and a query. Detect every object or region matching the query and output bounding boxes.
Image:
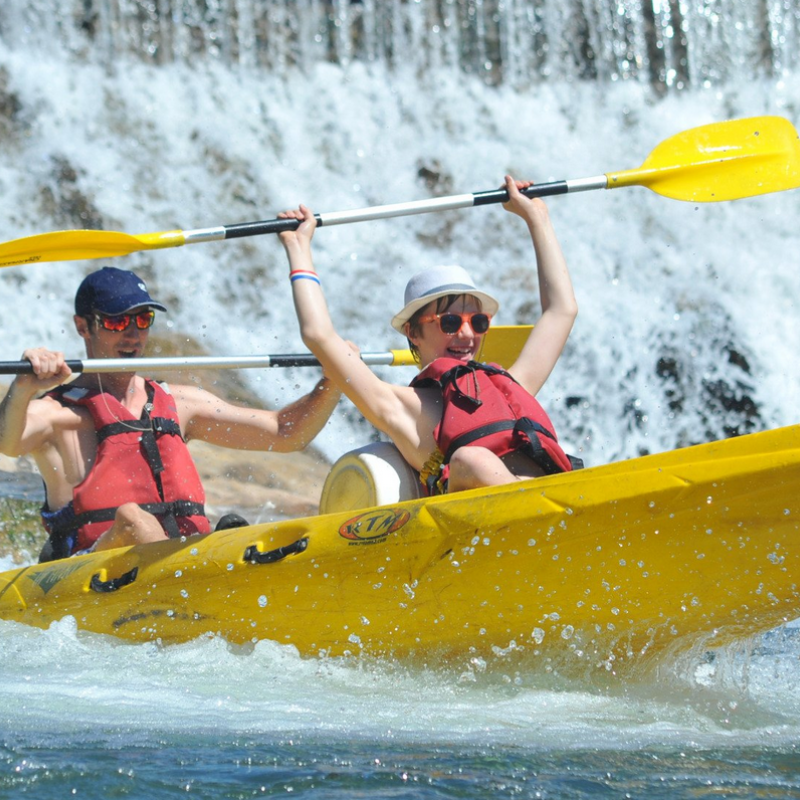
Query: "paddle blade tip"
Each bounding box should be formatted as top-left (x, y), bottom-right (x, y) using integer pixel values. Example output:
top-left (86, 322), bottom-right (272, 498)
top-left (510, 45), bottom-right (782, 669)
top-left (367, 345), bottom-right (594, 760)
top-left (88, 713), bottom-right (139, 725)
top-left (607, 115), bottom-right (800, 203)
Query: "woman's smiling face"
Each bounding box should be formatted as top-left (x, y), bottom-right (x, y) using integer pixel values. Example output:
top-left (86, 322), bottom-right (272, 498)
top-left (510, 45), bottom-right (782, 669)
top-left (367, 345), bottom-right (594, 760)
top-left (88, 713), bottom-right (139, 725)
top-left (408, 294), bottom-right (486, 367)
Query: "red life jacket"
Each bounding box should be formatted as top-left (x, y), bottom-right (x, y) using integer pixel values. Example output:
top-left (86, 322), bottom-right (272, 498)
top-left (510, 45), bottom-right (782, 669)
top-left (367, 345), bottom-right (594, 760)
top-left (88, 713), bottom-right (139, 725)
top-left (411, 359), bottom-right (579, 484)
top-left (41, 380), bottom-right (209, 557)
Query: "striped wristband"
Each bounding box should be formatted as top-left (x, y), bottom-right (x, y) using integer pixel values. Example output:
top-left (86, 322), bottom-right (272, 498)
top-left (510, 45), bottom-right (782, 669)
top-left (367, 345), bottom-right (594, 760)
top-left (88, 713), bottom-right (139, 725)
top-left (289, 269), bottom-right (320, 285)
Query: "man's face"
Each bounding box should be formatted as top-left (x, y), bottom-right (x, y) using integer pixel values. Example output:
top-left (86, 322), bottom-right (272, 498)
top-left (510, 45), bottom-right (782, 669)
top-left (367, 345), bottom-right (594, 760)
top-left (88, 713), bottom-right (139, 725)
top-left (75, 307), bottom-right (154, 359)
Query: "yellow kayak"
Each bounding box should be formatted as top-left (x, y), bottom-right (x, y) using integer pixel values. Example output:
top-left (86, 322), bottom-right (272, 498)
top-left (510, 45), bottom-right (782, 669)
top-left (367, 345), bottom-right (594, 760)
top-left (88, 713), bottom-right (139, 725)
top-left (1, 425), bottom-right (799, 672)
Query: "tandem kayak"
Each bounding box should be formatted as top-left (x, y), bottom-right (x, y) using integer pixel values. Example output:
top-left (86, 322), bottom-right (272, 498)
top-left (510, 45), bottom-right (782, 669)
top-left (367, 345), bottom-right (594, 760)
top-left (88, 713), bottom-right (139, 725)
top-left (0, 425), bottom-right (799, 672)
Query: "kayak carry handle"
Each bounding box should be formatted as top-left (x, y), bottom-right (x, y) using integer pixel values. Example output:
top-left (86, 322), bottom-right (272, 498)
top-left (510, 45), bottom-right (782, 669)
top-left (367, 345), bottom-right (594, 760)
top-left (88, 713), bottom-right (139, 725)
top-left (90, 566), bottom-right (139, 593)
top-left (244, 536), bottom-right (309, 565)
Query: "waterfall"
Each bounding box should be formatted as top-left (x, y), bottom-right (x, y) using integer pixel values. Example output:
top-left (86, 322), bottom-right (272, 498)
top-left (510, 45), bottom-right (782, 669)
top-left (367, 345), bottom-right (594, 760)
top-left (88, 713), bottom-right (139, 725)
top-left (0, 0), bottom-right (798, 466)
top-left (2, 0), bottom-right (798, 92)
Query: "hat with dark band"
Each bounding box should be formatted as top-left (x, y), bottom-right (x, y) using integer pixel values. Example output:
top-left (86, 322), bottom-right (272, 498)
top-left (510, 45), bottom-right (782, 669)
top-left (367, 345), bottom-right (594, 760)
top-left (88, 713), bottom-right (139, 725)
top-left (391, 265), bottom-right (500, 333)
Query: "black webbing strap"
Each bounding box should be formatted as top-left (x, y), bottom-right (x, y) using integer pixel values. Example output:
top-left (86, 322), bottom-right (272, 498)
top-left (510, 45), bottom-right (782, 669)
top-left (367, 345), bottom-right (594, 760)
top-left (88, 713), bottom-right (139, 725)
top-left (444, 419), bottom-right (517, 462)
top-left (442, 362), bottom-right (483, 407)
top-left (95, 417), bottom-right (181, 445)
top-left (513, 417), bottom-right (564, 476)
top-left (444, 416), bottom-right (564, 476)
top-left (45, 500), bottom-right (207, 541)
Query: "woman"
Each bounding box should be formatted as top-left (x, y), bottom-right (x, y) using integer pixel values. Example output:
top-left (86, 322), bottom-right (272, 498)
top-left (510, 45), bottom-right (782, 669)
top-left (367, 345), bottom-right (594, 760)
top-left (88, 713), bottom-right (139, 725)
top-left (278, 175), bottom-right (579, 493)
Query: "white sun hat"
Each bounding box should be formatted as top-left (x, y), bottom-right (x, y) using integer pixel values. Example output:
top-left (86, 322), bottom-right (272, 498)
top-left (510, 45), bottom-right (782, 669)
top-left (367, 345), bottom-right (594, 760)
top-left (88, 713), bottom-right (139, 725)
top-left (390, 265), bottom-right (500, 333)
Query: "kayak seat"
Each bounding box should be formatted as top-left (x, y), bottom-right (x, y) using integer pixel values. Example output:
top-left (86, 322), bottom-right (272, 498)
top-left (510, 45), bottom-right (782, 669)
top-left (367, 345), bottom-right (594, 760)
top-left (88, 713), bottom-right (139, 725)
top-left (319, 442), bottom-right (423, 514)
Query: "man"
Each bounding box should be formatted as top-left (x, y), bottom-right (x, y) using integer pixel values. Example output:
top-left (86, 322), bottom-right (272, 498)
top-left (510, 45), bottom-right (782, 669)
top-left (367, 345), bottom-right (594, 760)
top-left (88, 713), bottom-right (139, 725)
top-left (0, 266), bottom-right (341, 560)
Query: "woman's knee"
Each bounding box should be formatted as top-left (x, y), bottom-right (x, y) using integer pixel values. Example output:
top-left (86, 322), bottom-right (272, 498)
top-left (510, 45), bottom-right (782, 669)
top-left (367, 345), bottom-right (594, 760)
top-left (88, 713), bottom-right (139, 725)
top-left (449, 446), bottom-right (497, 473)
top-left (448, 446), bottom-right (510, 490)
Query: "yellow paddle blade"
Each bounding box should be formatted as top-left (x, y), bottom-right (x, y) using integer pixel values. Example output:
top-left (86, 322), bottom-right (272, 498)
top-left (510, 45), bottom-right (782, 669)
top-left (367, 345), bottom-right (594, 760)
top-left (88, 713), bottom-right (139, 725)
top-left (477, 325), bottom-right (532, 367)
top-left (607, 116), bottom-right (800, 202)
top-left (0, 229), bottom-right (184, 269)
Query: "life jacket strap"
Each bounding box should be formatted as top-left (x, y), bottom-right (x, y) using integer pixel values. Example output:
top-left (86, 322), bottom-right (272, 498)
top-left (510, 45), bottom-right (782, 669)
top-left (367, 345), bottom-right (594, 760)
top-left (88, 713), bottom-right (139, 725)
top-left (40, 499), bottom-right (207, 561)
top-left (95, 416), bottom-right (181, 444)
top-left (442, 362), bottom-right (484, 407)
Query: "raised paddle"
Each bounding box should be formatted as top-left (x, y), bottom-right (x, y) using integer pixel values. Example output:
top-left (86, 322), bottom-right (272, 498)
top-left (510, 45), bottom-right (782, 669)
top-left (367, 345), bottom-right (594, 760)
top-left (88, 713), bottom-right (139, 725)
top-left (0, 326), bottom-right (532, 375)
top-left (0, 116), bottom-right (797, 269)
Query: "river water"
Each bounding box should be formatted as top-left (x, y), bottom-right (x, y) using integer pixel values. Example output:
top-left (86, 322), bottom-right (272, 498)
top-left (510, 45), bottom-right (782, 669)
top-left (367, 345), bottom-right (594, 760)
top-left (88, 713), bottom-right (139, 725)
top-left (1, 598), bottom-right (800, 798)
top-left (2, 1), bottom-right (800, 797)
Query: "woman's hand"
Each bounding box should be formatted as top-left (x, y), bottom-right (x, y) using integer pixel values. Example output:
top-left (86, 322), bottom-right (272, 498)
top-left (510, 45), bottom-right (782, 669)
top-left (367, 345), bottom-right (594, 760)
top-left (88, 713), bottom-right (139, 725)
top-left (501, 175), bottom-right (550, 227)
top-left (277, 204), bottom-right (317, 255)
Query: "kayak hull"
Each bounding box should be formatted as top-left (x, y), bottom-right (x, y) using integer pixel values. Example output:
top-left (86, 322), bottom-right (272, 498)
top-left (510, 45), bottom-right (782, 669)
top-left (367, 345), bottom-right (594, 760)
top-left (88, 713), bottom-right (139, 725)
top-left (1, 425), bottom-right (799, 672)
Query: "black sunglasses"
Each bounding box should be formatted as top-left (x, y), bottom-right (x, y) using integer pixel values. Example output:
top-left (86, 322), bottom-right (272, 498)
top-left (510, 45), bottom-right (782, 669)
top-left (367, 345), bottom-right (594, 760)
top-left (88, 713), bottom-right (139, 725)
top-left (417, 312), bottom-right (492, 335)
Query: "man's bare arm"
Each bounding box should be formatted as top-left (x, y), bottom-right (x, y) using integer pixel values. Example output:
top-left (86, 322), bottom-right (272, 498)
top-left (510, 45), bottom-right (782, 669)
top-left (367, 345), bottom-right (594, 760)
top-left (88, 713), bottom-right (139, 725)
top-left (176, 377), bottom-right (341, 453)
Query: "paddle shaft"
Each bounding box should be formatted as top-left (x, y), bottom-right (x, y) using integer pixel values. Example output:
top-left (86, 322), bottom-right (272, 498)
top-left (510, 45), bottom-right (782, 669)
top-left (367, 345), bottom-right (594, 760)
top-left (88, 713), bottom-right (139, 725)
top-left (0, 115), bottom-right (796, 268)
top-left (0, 352), bottom-right (410, 375)
top-left (0, 328), bottom-right (533, 376)
top-left (183, 179), bottom-right (606, 245)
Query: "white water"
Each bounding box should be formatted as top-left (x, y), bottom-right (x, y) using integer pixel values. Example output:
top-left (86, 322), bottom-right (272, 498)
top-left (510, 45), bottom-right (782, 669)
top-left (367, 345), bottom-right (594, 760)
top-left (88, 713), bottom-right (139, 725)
top-left (2, 596), bottom-right (800, 751)
top-left (0, 50), bottom-right (798, 466)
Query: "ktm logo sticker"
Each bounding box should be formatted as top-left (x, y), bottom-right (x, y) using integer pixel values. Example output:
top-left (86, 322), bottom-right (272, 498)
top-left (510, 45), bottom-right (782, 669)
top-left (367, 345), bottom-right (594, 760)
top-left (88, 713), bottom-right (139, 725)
top-left (339, 508), bottom-right (411, 542)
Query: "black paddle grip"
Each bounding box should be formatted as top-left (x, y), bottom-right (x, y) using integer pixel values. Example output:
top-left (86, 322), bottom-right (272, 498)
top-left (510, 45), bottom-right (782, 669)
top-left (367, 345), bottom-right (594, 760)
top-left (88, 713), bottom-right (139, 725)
top-left (223, 214), bottom-right (325, 239)
top-left (0, 359), bottom-right (84, 375)
top-left (473, 181), bottom-right (570, 205)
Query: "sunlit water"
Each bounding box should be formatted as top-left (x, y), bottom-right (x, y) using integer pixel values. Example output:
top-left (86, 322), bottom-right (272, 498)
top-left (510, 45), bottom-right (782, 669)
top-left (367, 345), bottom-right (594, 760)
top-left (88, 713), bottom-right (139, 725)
top-left (2, 1), bottom-right (800, 797)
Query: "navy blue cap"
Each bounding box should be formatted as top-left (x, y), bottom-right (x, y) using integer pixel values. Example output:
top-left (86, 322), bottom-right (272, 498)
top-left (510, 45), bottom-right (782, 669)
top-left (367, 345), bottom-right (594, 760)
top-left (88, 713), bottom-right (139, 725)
top-left (74, 267), bottom-right (167, 317)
